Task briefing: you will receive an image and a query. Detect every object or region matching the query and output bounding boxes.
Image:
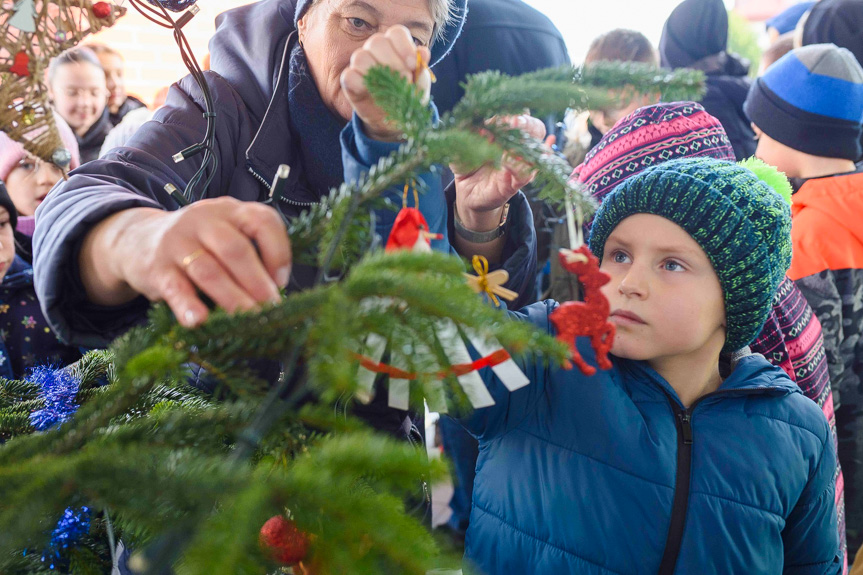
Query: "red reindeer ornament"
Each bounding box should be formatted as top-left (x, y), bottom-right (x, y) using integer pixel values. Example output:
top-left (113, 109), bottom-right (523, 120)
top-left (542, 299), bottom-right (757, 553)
top-left (549, 246), bottom-right (615, 376)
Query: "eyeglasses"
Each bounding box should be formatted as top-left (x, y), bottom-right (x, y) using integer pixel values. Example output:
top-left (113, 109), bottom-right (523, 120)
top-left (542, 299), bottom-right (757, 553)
top-left (13, 157), bottom-right (63, 178)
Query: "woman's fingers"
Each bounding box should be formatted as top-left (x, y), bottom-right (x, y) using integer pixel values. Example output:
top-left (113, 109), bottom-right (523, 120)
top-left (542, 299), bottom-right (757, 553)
top-left (198, 221), bottom-right (282, 305)
top-left (234, 203), bottom-right (292, 289)
top-left (343, 26), bottom-right (432, 140)
top-left (122, 197), bottom-right (293, 327)
top-left (180, 248), bottom-right (259, 314)
top-left (158, 266), bottom-right (209, 328)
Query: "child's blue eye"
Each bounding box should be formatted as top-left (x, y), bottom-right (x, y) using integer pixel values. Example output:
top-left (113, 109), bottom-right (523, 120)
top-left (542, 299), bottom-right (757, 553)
top-left (664, 260), bottom-right (684, 272)
top-left (611, 251), bottom-right (630, 264)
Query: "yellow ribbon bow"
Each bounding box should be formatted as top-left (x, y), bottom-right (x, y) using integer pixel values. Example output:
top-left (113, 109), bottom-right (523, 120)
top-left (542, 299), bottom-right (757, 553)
top-left (466, 255), bottom-right (518, 306)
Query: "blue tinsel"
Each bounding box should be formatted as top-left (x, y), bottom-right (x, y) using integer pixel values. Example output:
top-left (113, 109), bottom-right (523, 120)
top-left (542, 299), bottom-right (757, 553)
top-left (28, 365), bottom-right (81, 431)
top-left (147, 0), bottom-right (197, 12)
top-left (40, 507), bottom-right (91, 569)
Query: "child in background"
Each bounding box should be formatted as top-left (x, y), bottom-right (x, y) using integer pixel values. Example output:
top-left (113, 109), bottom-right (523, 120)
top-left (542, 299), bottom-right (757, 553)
top-left (0, 118), bottom-right (81, 263)
top-left (574, 100), bottom-right (845, 566)
top-left (459, 157), bottom-right (840, 574)
top-left (0, 182), bottom-right (81, 379)
top-left (87, 44), bottom-right (147, 127)
top-left (745, 42), bottom-right (863, 561)
top-left (549, 29), bottom-right (658, 303)
top-left (562, 29), bottom-right (659, 168)
top-left (47, 47), bottom-right (110, 163)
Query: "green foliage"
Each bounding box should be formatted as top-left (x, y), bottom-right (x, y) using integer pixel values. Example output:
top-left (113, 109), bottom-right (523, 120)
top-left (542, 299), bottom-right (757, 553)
top-left (0, 62), bottom-right (704, 574)
top-left (728, 10), bottom-right (761, 78)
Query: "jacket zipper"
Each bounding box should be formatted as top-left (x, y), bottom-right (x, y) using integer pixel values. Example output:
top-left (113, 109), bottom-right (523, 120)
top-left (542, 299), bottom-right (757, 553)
top-left (657, 387), bottom-right (777, 573)
top-left (657, 398), bottom-right (694, 575)
top-left (247, 164), bottom-right (319, 208)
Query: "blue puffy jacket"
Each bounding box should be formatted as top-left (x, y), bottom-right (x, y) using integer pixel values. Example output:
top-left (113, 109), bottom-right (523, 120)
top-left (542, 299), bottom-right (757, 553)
top-left (461, 301), bottom-right (841, 574)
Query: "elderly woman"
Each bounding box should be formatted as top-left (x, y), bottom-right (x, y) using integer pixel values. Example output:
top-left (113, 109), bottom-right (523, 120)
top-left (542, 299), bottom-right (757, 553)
top-left (34, 0), bottom-right (537, 435)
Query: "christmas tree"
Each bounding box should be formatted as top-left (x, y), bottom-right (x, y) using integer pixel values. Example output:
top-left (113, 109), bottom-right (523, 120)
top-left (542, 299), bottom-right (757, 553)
top-left (0, 62), bottom-right (703, 574)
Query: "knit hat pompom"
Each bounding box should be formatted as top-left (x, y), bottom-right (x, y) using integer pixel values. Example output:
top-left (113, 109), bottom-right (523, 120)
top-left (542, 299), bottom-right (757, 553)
top-left (737, 157), bottom-right (793, 206)
top-left (588, 157), bottom-right (793, 352)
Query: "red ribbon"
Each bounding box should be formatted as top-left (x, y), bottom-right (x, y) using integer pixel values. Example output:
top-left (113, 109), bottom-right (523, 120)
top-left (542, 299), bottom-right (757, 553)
top-left (354, 348), bottom-right (512, 380)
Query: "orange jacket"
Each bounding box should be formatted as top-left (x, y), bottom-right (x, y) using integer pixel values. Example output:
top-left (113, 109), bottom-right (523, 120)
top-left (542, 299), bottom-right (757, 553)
top-left (788, 171), bottom-right (863, 282)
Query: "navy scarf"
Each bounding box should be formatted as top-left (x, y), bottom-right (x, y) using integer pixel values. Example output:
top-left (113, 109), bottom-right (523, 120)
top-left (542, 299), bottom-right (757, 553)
top-left (287, 43), bottom-right (349, 198)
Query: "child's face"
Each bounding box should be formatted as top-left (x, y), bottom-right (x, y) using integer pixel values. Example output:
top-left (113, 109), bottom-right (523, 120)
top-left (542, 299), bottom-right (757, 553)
top-left (599, 214), bottom-right (727, 363)
top-left (96, 52), bottom-right (127, 114)
top-left (49, 62), bottom-right (108, 135)
top-left (752, 124), bottom-right (800, 178)
top-left (4, 155), bottom-right (64, 216)
top-left (0, 207), bottom-right (15, 282)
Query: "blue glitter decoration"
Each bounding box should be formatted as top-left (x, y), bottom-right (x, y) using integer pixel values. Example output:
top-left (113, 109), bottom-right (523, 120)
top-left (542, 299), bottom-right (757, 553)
top-left (28, 366), bottom-right (81, 431)
top-left (41, 507), bottom-right (91, 569)
top-left (146, 0), bottom-right (197, 12)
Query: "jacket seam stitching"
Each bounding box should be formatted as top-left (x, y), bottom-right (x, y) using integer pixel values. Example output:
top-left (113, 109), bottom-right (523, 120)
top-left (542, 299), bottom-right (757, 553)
top-left (513, 427), bottom-right (674, 490)
top-left (734, 410), bottom-right (827, 442)
top-left (472, 505), bottom-right (627, 574)
top-left (688, 490), bottom-right (783, 517)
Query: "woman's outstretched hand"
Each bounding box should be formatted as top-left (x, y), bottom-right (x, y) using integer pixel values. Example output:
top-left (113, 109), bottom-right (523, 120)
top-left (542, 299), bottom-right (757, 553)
top-left (79, 197), bottom-right (292, 327)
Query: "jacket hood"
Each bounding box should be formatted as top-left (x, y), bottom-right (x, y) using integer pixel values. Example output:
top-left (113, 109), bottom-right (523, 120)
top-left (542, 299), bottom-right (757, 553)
top-left (209, 0), bottom-right (467, 125)
top-left (793, 171), bottom-right (863, 246)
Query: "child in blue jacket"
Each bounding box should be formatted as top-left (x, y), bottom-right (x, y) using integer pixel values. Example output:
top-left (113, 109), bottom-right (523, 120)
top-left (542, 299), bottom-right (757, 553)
top-left (461, 157), bottom-right (840, 574)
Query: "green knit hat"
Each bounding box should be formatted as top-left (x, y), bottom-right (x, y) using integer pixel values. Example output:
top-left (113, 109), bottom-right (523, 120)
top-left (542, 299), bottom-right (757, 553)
top-left (588, 157), bottom-right (793, 353)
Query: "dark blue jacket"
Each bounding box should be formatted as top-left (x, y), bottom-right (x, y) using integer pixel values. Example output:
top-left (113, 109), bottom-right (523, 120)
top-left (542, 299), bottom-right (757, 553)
top-left (430, 0), bottom-right (570, 116)
top-left (0, 256), bottom-right (81, 380)
top-left (462, 301), bottom-right (840, 574)
top-left (32, 0), bottom-right (536, 349)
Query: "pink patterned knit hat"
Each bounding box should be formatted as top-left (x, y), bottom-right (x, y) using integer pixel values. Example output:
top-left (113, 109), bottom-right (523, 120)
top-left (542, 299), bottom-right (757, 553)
top-left (572, 102), bottom-right (735, 205)
top-left (0, 115), bottom-right (81, 181)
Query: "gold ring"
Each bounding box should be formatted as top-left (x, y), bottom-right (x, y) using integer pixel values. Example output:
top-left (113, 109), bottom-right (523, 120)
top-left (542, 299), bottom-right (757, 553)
top-left (182, 249), bottom-right (206, 269)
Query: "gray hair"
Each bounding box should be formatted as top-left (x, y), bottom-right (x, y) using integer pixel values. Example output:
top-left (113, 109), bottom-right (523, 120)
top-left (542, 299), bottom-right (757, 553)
top-left (306, 0), bottom-right (454, 44)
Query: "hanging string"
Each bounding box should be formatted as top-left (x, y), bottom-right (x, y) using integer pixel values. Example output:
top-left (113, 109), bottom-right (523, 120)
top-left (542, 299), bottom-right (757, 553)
top-left (413, 49), bottom-right (436, 85)
top-left (402, 180), bottom-right (419, 208)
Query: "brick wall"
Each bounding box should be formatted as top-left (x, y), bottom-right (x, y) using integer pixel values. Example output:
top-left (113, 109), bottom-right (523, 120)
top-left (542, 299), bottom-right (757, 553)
top-left (84, 0), bottom-right (249, 107)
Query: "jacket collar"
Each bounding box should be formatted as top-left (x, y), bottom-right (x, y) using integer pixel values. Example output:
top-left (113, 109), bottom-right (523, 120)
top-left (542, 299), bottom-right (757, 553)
top-left (617, 349), bottom-right (799, 408)
top-left (244, 32), bottom-right (300, 196)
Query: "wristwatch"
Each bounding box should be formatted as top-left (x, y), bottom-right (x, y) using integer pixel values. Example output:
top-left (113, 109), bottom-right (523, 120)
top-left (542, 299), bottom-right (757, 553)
top-left (454, 203), bottom-right (510, 243)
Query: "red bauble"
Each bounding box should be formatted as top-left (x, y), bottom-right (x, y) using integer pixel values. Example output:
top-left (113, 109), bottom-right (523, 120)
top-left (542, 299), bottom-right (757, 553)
top-left (260, 515), bottom-right (310, 565)
top-left (92, 2), bottom-right (112, 18)
top-left (9, 51), bottom-right (30, 77)
top-left (549, 246), bottom-right (615, 376)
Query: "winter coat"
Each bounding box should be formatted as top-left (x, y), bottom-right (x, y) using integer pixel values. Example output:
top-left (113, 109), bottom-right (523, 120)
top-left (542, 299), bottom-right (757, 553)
top-left (460, 300), bottom-right (840, 574)
top-left (109, 95), bottom-right (147, 128)
top-left (75, 108), bottom-right (114, 164)
top-left (787, 169), bottom-right (863, 555)
top-left (33, 0), bottom-right (535, 350)
top-left (0, 256), bottom-right (81, 380)
top-left (696, 53), bottom-right (757, 161)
